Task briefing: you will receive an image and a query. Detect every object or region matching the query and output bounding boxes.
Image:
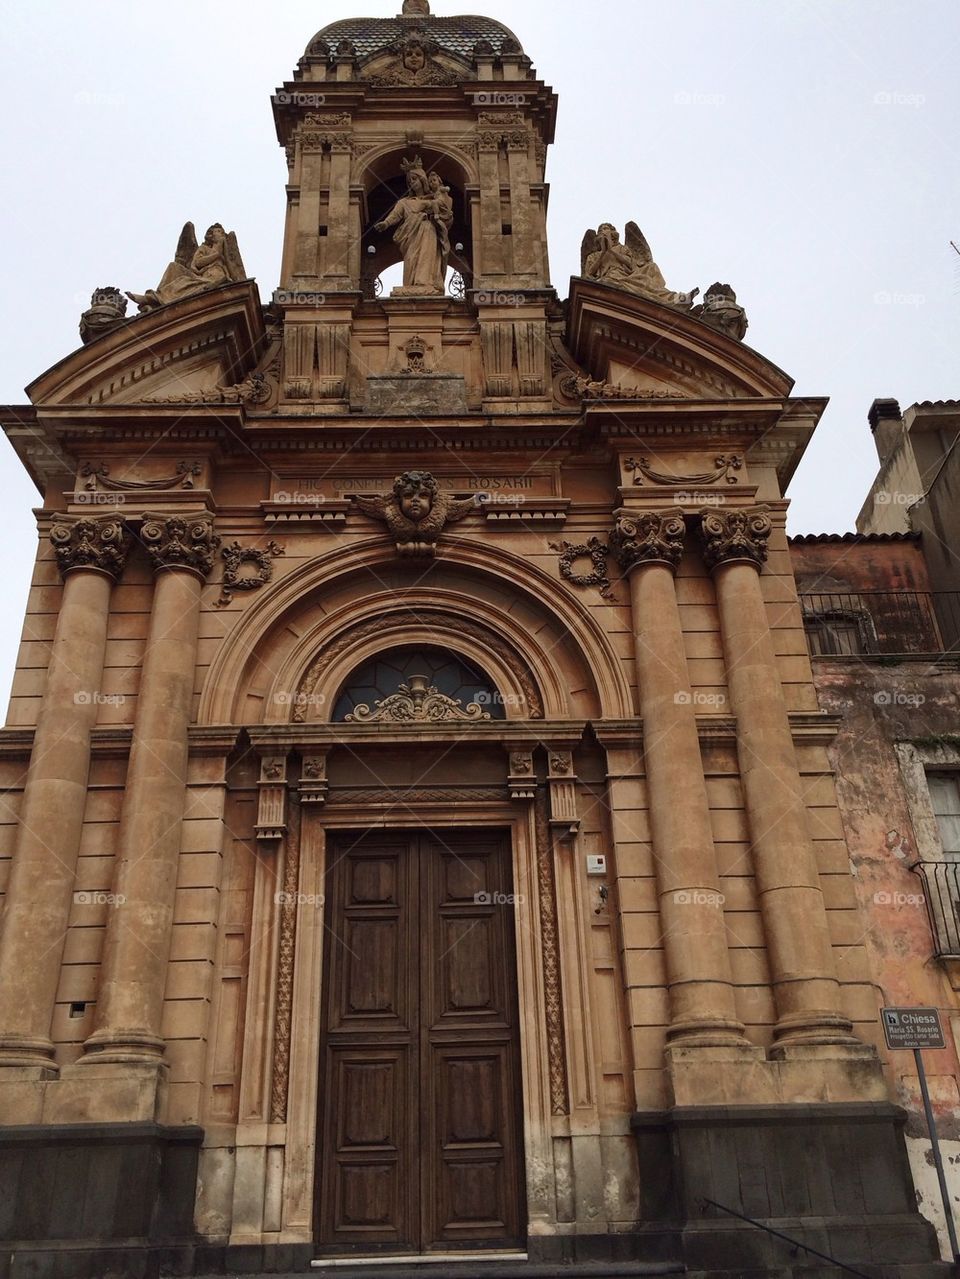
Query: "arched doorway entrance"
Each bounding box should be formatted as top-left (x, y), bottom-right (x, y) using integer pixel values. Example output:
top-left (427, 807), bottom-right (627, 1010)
top-left (313, 648), bottom-right (524, 1255)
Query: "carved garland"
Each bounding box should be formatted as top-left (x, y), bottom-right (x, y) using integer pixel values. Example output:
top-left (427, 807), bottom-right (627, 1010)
top-left (625, 454), bottom-right (743, 487)
top-left (293, 610), bottom-right (544, 722)
top-left (535, 786), bottom-right (569, 1116)
top-left (81, 460), bottom-right (202, 491)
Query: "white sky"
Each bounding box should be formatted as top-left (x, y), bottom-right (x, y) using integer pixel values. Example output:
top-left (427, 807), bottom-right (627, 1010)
top-left (0, 0), bottom-right (957, 701)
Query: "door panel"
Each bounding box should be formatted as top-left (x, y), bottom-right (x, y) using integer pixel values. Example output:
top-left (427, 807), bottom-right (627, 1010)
top-left (316, 830), bottom-right (524, 1254)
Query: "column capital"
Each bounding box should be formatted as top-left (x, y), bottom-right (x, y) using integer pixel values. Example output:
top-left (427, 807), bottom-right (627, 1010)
top-left (139, 513), bottom-right (219, 580)
top-left (698, 506), bottom-right (772, 573)
top-left (49, 515), bottom-right (131, 582)
top-left (609, 508), bottom-right (685, 574)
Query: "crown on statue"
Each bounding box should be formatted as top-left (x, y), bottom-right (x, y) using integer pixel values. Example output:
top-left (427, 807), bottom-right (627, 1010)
top-left (401, 154), bottom-right (426, 174)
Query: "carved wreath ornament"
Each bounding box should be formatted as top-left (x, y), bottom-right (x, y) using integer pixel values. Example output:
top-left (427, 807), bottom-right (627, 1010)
top-left (549, 537), bottom-right (615, 601)
top-left (216, 540), bottom-right (285, 607)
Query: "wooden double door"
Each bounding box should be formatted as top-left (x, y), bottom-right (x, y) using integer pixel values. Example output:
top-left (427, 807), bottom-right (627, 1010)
top-left (315, 829), bottom-right (525, 1255)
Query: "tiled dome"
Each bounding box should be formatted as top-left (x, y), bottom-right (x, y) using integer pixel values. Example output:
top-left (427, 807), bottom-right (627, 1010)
top-left (306, 2), bottom-right (524, 61)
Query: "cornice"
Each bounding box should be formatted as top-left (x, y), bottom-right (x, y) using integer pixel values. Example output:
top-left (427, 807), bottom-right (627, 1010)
top-left (246, 721), bottom-right (588, 751)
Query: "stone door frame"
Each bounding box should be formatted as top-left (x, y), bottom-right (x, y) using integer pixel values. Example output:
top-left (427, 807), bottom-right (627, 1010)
top-left (263, 795), bottom-right (557, 1250)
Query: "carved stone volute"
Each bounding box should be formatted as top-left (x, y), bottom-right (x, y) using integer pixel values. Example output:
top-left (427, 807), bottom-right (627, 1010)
top-left (698, 506), bottom-right (772, 572)
top-left (608, 509), bottom-right (686, 574)
top-left (138, 514), bottom-right (220, 580)
top-left (49, 516), bottom-right (132, 582)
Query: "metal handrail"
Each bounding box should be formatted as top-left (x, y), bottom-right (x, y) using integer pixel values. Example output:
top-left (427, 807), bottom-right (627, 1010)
top-left (699, 1197), bottom-right (873, 1278)
top-left (799, 589), bottom-right (960, 656)
top-left (912, 860), bottom-right (960, 958)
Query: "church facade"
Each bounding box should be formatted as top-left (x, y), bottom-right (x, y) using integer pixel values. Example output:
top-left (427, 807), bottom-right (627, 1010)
top-left (0, 3), bottom-right (949, 1276)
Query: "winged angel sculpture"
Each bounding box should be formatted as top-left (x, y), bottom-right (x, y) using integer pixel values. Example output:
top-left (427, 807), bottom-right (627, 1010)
top-left (581, 223), bottom-right (698, 310)
top-left (127, 222), bottom-right (246, 313)
top-left (353, 471), bottom-right (478, 559)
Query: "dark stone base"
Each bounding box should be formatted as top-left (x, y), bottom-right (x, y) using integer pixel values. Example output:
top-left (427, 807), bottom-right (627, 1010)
top-left (0, 1121), bottom-right (203, 1279)
top-left (632, 1101), bottom-right (950, 1277)
top-left (0, 1105), bottom-right (951, 1276)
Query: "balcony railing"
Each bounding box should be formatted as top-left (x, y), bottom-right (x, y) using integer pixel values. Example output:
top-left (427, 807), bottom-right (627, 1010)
top-left (912, 861), bottom-right (960, 958)
top-left (799, 590), bottom-right (960, 656)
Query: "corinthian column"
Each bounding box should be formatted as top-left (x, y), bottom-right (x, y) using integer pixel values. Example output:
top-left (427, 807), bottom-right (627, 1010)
top-left (699, 507), bottom-right (856, 1049)
top-left (81, 514), bottom-right (218, 1064)
top-left (0, 516), bottom-right (130, 1069)
top-left (609, 510), bottom-right (748, 1048)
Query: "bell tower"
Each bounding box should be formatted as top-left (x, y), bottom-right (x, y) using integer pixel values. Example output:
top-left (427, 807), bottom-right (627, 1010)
top-left (271, 0), bottom-right (558, 411)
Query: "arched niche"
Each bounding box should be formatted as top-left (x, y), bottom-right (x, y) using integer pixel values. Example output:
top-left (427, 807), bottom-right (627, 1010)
top-left (197, 540), bottom-right (633, 726)
top-left (357, 146), bottom-right (476, 294)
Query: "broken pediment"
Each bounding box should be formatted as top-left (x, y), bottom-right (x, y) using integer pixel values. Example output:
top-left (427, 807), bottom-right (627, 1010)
top-left (566, 276), bottom-right (793, 402)
top-left (26, 280), bottom-right (266, 408)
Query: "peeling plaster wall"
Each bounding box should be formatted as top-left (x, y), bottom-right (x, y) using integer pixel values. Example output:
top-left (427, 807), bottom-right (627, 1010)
top-left (811, 654), bottom-right (960, 1259)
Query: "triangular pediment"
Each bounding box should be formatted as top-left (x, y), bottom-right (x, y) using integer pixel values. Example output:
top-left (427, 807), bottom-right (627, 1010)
top-left (25, 280), bottom-right (266, 408)
top-left (566, 277), bottom-right (793, 401)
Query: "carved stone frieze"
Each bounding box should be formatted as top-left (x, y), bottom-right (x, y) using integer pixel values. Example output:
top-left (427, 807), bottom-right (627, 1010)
top-left (326, 785), bottom-right (508, 807)
top-left (138, 514), bottom-right (219, 580)
top-left (140, 371), bottom-right (272, 406)
top-left (346, 673), bottom-right (491, 723)
top-left (49, 516), bottom-right (132, 581)
top-left (608, 510), bottom-right (686, 574)
top-left (698, 506), bottom-right (772, 572)
top-left (625, 454), bottom-right (743, 487)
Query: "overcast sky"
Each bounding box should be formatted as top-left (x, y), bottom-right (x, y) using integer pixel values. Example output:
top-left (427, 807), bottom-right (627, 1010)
top-left (0, 0), bottom-right (957, 701)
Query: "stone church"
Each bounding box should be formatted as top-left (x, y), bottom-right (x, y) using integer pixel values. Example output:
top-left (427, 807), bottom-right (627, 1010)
top-left (0, 2), bottom-right (949, 1275)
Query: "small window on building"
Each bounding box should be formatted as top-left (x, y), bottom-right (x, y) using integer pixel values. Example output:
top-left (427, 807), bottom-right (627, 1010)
top-left (803, 610), bottom-right (869, 656)
top-left (928, 774), bottom-right (960, 858)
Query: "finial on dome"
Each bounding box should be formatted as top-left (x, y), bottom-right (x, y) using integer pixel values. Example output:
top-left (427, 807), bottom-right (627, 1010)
top-left (402, 0), bottom-right (430, 14)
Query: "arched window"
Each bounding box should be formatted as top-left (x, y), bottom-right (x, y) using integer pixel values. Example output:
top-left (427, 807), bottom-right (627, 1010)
top-left (332, 645), bottom-right (506, 722)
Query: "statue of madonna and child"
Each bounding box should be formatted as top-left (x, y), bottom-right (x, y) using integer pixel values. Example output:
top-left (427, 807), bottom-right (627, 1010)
top-left (374, 157), bottom-right (455, 296)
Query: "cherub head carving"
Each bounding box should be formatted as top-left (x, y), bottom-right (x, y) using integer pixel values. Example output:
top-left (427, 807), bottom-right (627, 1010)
top-left (402, 40), bottom-right (427, 72)
top-left (393, 471), bottom-right (438, 523)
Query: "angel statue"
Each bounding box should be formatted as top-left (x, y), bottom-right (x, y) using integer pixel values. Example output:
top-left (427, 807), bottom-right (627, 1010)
top-left (353, 470), bottom-right (478, 558)
top-left (373, 158), bottom-right (449, 296)
top-left (127, 222), bottom-right (246, 313)
top-left (581, 223), bottom-right (698, 310)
